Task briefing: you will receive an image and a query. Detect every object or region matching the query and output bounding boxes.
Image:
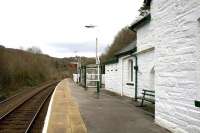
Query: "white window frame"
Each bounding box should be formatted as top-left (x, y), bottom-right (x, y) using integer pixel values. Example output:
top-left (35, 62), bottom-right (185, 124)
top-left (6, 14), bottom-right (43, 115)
top-left (128, 59), bottom-right (134, 82)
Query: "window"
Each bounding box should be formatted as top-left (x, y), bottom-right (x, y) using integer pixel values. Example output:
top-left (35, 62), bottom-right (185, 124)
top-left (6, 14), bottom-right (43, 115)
top-left (128, 60), bottom-right (134, 82)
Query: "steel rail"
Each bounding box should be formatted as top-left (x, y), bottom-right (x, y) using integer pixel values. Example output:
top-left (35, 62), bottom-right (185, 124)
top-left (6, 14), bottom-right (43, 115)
top-left (25, 87), bottom-right (55, 133)
top-left (0, 83), bottom-right (57, 133)
top-left (0, 82), bottom-right (57, 120)
top-left (0, 80), bottom-right (56, 104)
top-left (0, 89), bottom-right (25, 104)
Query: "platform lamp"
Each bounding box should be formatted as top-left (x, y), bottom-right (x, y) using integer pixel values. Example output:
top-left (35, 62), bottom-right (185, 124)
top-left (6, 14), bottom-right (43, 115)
top-left (84, 25), bottom-right (100, 93)
top-left (74, 51), bottom-right (79, 83)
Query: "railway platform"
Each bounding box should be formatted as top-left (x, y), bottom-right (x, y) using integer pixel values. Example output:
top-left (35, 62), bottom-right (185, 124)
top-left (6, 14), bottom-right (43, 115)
top-left (43, 79), bottom-right (87, 133)
top-left (43, 79), bottom-right (170, 133)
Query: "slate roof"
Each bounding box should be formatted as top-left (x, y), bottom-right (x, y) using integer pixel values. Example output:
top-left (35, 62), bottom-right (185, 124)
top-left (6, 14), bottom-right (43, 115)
top-left (104, 57), bottom-right (119, 65)
top-left (129, 12), bottom-right (151, 31)
top-left (115, 40), bottom-right (137, 57)
top-left (104, 40), bottom-right (136, 65)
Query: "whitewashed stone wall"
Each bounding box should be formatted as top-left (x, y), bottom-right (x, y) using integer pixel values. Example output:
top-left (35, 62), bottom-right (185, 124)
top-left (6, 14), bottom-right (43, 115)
top-left (136, 16), bottom-right (156, 97)
top-left (146, 0), bottom-right (200, 132)
top-left (137, 51), bottom-right (155, 97)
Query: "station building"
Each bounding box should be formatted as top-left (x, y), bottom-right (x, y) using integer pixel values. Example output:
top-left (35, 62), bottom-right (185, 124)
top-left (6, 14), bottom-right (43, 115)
top-left (105, 0), bottom-right (200, 132)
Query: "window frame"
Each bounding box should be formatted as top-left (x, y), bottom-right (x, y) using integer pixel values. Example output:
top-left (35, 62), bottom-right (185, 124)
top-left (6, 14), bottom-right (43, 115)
top-left (128, 59), bottom-right (134, 82)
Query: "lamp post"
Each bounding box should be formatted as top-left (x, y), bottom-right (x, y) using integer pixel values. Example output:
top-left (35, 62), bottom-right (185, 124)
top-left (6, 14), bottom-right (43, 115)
top-left (74, 51), bottom-right (79, 83)
top-left (74, 51), bottom-right (82, 84)
top-left (85, 25), bottom-right (100, 93)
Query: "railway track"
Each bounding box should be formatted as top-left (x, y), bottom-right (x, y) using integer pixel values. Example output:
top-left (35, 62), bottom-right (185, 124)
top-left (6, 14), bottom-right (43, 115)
top-left (0, 81), bottom-right (57, 118)
top-left (0, 82), bottom-right (57, 133)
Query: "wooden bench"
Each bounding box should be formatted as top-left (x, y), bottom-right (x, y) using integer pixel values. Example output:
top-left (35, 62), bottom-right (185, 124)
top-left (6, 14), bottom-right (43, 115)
top-left (139, 89), bottom-right (155, 106)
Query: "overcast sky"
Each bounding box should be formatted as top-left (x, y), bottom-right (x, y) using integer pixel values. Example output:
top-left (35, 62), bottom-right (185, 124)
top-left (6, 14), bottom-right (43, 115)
top-left (0, 0), bottom-right (143, 58)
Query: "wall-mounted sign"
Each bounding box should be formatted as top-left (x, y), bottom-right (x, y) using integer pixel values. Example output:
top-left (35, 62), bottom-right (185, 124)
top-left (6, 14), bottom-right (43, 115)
top-left (195, 100), bottom-right (200, 108)
top-left (198, 17), bottom-right (200, 22)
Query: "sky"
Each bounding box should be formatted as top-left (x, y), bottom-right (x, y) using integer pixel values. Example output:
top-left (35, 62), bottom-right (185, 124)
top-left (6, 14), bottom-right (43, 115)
top-left (0, 0), bottom-right (143, 58)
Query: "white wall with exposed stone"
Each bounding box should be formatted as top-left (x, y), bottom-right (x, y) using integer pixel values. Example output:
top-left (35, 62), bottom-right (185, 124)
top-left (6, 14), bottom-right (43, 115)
top-left (145, 0), bottom-right (200, 133)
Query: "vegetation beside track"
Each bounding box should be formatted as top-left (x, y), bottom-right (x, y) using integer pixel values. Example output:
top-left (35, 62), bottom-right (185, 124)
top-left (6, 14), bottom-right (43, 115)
top-left (0, 46), bottom-right (94, 101)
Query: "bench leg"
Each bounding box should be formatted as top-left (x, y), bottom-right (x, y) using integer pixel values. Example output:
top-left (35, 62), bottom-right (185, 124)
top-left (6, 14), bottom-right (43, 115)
top-left (140, 98), bottom-right (144, 107)
top-left (140, 92), bottom-right (146, 107)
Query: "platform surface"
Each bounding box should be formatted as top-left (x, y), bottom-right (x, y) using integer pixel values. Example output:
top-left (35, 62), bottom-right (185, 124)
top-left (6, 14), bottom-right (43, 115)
top-left (44, 79), bottom-right (170, 133)
top-left (68, 79), bottom-right (170, 133)
top-left (43, 79), bottom-right (87, 133)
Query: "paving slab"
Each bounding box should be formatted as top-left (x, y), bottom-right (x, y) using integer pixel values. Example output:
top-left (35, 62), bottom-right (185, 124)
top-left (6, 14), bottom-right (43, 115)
top-left (68, 79), bottom-right (170, 133)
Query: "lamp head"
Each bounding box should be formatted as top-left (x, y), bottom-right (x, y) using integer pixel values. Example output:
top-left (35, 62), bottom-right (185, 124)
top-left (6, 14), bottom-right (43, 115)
top-left (85, 25), bottom-right (96, 28)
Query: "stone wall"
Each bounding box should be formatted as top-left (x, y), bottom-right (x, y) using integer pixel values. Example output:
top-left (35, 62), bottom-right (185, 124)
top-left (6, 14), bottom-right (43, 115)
top-left (148, 0), bottom-right (200, 132)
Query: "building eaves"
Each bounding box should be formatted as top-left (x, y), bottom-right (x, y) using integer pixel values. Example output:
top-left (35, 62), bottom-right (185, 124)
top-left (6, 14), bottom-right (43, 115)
top-left (104, 57), bottom-right (119, 65)
top-left (115, 40), bottom-right (137, 57)
top-left (129, 12), bottom-right (151, 31)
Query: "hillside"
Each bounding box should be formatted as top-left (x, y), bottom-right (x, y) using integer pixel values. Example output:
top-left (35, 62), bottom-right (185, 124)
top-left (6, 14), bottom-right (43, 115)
top-left (101, 27), bottom-right (136, 63)
top-left (0, 46), bottom-right (94, 100)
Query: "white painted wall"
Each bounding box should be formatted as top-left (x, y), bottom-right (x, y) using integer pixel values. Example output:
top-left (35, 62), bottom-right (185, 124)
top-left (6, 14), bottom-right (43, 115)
top-left (73, 74), bottom-right (79, 83)
top-left (119, 56), bottom-right (135, 98)
top-left (105, 1), bottom-right (200, 132)
top-left (105, 55), bottom-right (136, 98)
top-left (101, 74), bottom-right (105, 85)
top-left (137, 50), bottom-right (155, 97)
top-left (144, 0), bottom-right (200, 132)
top-left (105, 63), bottom-right (121, 94)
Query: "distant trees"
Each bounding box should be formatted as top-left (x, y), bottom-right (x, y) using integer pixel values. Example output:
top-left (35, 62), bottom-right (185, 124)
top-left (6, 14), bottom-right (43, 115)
top-left (0, 47), bottom-right (70, 100)
top-left (0, 45), bottom-right (5, 49)
top-left (101, 27), bottom-right (136, 63)
top-left (27, 46), bottom-right (42, 54)
top-left (139, 0), bottom-right (151, 15)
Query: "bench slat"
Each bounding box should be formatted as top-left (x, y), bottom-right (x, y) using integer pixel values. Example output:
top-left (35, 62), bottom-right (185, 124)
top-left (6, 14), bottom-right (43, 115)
top-left (142, 98), bottom-right (155, 103)
top-left (142, 89), bottom-right (155, 93)
top-left (141, 93), bottom-right (155, 97)
top-left (139, 89), bottom-right (155, 107)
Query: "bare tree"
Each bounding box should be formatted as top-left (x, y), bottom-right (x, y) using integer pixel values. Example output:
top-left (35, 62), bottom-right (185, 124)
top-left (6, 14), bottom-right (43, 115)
top-left (101, 27), bottom-right (136, 63)
top-left (27, 46), bottom-right (42, 54)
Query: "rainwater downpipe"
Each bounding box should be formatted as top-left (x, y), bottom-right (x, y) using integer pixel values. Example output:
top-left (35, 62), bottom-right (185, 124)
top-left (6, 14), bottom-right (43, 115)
top-left (133, 54), bottom-right (138, 101)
